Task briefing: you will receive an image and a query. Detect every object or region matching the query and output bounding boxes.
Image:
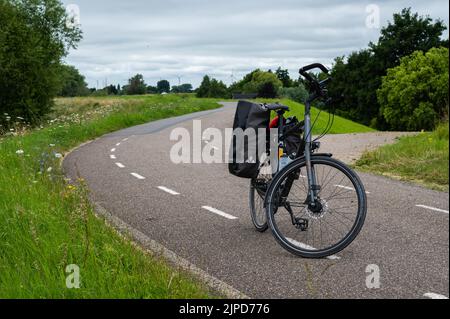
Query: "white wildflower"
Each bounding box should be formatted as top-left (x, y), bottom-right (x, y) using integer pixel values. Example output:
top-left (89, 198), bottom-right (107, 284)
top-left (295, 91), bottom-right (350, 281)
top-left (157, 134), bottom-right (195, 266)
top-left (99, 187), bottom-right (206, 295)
top-left (55, 153), bottom-right (63, 159)
top-left (49, 144), bottom-right (56, 147)
top-left (16, 150), bottom-right (24, 155)
top-left (47, 167), bottom-right (53, 173)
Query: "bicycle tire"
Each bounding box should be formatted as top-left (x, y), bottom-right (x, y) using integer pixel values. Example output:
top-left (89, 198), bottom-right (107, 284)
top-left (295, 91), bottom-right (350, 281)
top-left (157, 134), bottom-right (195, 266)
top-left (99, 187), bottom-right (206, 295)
top-left (250, 180), bottom-right (269, 232)
top-left (265, 155), bottom-right (367, 258)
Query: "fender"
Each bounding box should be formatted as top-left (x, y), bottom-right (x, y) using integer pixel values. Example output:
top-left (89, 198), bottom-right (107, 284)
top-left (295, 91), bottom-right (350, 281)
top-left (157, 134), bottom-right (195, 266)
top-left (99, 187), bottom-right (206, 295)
top-left (294, 153), bottom-right (333, 161)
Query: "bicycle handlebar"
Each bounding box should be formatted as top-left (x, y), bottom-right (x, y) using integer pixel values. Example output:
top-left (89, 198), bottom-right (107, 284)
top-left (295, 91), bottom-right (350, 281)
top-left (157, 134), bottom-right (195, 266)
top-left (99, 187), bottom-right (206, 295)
top-left (299, 63), bottom-right (329, 79)
top-left (299, 63), bottom-right (331, 98)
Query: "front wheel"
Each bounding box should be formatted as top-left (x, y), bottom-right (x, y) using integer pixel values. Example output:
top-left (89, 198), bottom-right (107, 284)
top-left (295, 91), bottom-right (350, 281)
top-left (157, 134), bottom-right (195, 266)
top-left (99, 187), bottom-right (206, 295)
top-left (265, 156), bottom-right (367, 258)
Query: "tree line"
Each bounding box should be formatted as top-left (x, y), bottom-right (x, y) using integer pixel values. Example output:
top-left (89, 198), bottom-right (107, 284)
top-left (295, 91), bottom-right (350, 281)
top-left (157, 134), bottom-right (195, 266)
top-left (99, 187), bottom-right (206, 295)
top-left (198, 8), bottom-right (449, 131)
top-left (57, 69), bottom-right (193, 97)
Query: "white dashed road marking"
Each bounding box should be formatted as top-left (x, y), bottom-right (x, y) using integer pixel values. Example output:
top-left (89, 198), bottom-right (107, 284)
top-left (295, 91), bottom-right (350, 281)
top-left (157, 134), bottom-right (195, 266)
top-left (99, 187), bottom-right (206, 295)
top-left (122, 138), bottom-right (129, 142)
top-left (110, 155), bottom-right (116, 159)
top-left (286, 237), bottom-right (341, 260)
top-left (416, 205), bottom-right (449, 214)
top-left (424, 292), bottom-right (449, 299)
top-left (115, 163), bottom-right (125, 168)
top-left (111, 148), bottom-right (116, 152)
top-left (202, 206), bottom-right (238, 220)
top-left (131, 173), bottom-right (146, 180)
top-left (116, 143), bottom-right (121, 146)
top-left (158, 186), bottom-right (180, 195)
top-left (335, 184), bottom-right (371, 194)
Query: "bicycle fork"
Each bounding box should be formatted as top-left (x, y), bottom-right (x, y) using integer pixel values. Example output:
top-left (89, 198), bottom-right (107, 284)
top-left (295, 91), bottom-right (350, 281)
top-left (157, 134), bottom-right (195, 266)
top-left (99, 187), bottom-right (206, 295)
top-left (304, 110), bottom-right (320, 206)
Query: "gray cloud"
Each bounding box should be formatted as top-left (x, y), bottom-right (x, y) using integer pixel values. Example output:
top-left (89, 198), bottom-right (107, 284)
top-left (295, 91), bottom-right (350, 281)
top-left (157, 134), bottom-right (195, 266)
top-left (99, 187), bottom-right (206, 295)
top-left (62, 0), bottom-right (449, 88)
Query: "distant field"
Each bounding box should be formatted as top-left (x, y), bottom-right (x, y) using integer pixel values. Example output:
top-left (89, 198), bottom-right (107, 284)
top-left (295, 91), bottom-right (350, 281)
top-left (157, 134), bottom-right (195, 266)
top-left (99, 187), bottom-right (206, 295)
top-left (355, 122), bottom-right (449, 191)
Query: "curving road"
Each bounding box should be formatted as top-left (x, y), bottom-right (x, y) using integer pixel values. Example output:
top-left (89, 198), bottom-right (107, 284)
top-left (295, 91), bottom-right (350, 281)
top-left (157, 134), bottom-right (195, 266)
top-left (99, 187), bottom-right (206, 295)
top-left (63, 102), bottom-right (449, 299)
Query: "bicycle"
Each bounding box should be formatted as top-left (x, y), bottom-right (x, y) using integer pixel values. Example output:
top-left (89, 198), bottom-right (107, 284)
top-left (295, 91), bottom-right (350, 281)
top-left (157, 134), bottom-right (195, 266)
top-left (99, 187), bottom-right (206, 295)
top-left (249, 63), bottom-right (367, 258)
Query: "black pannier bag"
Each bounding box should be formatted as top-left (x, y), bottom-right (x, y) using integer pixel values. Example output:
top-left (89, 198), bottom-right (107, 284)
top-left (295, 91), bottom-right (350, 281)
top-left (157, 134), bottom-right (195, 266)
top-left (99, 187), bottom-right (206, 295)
top-left (229, 101), bottom-right (270, 179)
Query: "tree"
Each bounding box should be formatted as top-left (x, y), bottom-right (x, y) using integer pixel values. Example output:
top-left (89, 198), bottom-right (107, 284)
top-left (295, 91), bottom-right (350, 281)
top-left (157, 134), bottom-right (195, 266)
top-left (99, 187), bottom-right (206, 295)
top-left (378, 47), bottom-right (448, 131)
top-left (371, 8), bottom-right (447, 69)
top-left (147, 85), bottom-right (158, 94)
top-left (196, 75), bottom-right (211, 98)
top-left (126, 74), bottom-right (147, 95)
top-left (238, 70), bottom-right (283, 98)
top-left (105, 84), bottom-right (118, 95)
top-left (0, 0), bottom-right (82, 124)
top-left (157, 80), bottom-right (170, 93)
top-left (57, 65), bottom-right (89, 97)
top-left (275, 67), bottom-right (293, 87)
top-left (208, 79), bottom-right (229, 98)
top-left (196, 75), bottom-right (229, 98)
top-left (172, 83), bottom-right (193, 93)
top-left (328, 8), bottom-right (447, 128)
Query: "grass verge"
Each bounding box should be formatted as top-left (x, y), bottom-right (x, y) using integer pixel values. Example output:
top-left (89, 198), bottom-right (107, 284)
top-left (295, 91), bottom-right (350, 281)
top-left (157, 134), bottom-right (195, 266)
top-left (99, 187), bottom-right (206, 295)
top-left (0, 94), bottom-right (221, 298)
top-left (355, 122), bottom-right (449, 191)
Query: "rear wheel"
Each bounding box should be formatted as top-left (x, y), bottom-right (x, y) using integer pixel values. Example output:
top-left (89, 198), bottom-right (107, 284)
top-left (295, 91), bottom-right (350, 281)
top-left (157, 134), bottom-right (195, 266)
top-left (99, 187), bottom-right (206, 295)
top-left (265, 156), bottom-right (367, 258)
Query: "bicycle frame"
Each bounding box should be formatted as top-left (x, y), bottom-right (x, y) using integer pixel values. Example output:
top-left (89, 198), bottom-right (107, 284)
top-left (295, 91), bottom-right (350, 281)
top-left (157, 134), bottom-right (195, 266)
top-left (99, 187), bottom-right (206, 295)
top-left (274, 93), bottom-right (321, 207)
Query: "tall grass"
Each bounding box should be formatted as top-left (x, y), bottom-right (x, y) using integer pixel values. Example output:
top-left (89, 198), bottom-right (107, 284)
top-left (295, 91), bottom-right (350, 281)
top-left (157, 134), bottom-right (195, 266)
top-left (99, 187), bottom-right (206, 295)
top-left (355, 122), bottom-right (449, 191)
top-left (0, 95), bottom-right (220, 298)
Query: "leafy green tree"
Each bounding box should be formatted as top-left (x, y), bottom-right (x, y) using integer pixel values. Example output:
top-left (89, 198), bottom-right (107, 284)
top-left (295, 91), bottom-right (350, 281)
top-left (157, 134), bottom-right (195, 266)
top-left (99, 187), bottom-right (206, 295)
top-left (172, 83), bottom-right (193, 93)
top-left (105, 84), bottom-right (118, 95)
top-left (157, 80), bottom-right (170, 93)
top-left (147, 85), bottom-right (158, 94)
top-left (0, 0), bottom-right (82, 124)
top-left (378, 47), bottom-right (449, 131)
top-left (328, 8), bottom-right (447, 128)
top-left (196, 75), bottom-right (211, 98)
top-left (57, 65), bottom-right (89, 97)
top-left (243, 70), bottom-right (282, 98)
top-left (275, 67), bottom-right (293, 87)
top-left (208, 79), bottom-right (229, 98)
top-left (126, 74), bottom-right (147, 95)
top-left (371, 8), bottom-right (447, 68)
top-left (196, 75), bottom-right (229, 98)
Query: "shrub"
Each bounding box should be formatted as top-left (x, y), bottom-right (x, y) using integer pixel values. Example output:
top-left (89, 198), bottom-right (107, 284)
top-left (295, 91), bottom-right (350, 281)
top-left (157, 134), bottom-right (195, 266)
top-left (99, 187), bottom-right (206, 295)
top-left (278, 85), bottom-right (309, 103)
top-left (378, 47), bottom-right (449, 131)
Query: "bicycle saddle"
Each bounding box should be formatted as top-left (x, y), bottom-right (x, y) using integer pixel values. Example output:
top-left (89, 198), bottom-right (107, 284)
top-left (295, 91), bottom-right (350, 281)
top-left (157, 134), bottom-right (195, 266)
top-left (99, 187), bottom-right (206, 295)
top-left (263, 103), bottom-right (290, 112)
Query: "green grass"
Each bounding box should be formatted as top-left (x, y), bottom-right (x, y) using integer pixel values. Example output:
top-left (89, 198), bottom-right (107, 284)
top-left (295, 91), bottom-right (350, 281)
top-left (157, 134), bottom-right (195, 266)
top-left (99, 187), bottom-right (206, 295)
top-left (355, 122), bottom-right (449, 191)
top-left (0, 94), bottom-right (221, 298)
top-left (259, 99), bottom-right (376, 134)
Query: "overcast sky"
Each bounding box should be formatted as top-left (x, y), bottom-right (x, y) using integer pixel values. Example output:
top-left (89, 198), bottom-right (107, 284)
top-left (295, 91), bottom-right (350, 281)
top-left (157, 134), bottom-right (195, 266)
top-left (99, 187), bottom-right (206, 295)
top-left (61, 0), bottom-right (449, 89)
